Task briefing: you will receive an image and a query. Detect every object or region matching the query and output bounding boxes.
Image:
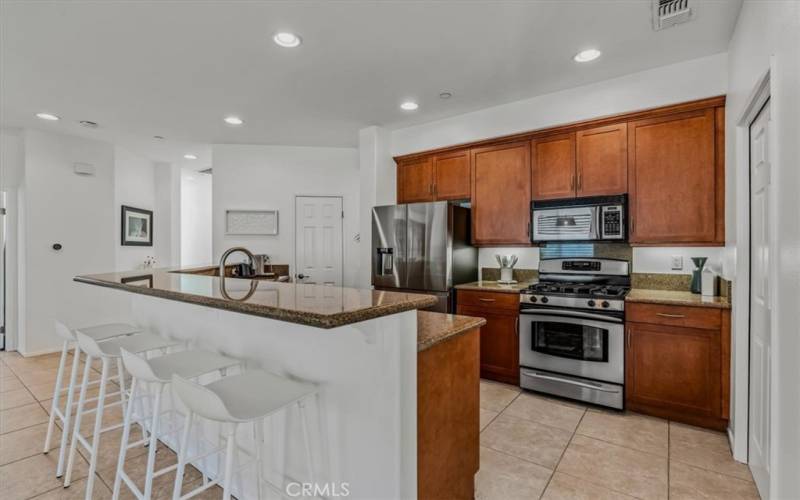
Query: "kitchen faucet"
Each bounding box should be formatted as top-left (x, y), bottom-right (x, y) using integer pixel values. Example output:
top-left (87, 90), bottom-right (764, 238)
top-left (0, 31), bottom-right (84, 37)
top-left (219, 247), bottom-right (255, 278)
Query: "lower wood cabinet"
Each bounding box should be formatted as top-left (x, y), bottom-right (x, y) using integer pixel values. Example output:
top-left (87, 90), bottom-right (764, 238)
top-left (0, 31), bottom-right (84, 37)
top-left (457, 290), bottom-right (519, 385)
top-left (625, 302), bottom-right (730, 430)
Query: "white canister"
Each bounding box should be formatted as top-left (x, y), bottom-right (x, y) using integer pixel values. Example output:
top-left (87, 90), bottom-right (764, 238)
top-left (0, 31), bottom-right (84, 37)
top-left (701, 268), bottom-right (718, 297)
top-left (500, 267), bottom-right (513, 282)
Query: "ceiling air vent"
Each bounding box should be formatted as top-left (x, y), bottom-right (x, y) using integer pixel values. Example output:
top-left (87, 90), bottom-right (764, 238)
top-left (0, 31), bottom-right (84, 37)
top-left (652, 0), bottom-right (694, 30)
top-left (199, 168), bottom-right (212, 175)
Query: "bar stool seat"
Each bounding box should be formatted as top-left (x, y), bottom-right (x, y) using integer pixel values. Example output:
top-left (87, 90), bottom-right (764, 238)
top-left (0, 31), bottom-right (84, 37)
top-left (75, 322), bottom-right (142, 341)
top-left (93, 332), bottom-right (183, 359)
top-left (146, 350), bottom-right (242, 382)
top-left (201, 371), bottom-right (316, 422)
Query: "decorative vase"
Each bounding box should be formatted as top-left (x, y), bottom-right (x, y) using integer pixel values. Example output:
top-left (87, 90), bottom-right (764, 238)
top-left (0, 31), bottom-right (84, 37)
top-left (690, 257), bottom-right (707, 294)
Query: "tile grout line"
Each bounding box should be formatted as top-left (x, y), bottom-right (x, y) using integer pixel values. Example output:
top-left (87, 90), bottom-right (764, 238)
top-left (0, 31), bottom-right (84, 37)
top-left (537, 407), bottom-right (586, 499)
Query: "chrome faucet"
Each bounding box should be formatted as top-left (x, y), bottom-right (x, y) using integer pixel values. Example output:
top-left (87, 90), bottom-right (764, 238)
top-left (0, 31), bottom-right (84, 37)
top-left (219, 247), bottom-right (255, 278)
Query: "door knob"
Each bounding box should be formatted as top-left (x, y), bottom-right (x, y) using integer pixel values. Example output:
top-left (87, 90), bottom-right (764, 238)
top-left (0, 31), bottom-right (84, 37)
top-left (297, 273), bottom-right (307, 280)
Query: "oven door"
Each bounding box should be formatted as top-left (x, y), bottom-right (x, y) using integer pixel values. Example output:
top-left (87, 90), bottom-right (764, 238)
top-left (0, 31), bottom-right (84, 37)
top-left (519, 309), bottom-right (623, 384)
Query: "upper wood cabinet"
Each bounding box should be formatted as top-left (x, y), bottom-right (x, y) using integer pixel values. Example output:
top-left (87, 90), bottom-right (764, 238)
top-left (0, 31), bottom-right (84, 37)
top-left (433, 150), bottom-right (471, 200)
top-left (397, 150), bottom-right (470, 203)
top-left (397, 156), bottom-right (435, 203)
top-left (471, 141), bottom-right (531, 245)
top-left (531, 133), bottom-right (575, 200)
top-left (576, 123), bottom-right (628, 197)
top-left (628, 108), bottom-right (722, 245)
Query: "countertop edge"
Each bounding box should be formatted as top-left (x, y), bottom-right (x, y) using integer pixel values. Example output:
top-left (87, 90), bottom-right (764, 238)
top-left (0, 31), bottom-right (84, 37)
top-left (626, 290), bottom-right (731, 309)
top-left (416, 311), bottom-right (487, 352)
top-left (454, 281), bottom-right (534, 294)
top-left (74, 276), bottom-right (439, 328)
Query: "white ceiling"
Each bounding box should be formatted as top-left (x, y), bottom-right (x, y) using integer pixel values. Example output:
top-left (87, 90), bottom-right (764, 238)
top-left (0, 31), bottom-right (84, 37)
top-left (0, 0), bottom-right (742, 164)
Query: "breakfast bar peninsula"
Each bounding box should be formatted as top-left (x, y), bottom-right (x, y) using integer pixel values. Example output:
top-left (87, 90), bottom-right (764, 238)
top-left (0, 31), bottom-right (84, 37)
top-left (75, 266), bottom-right (483, 499)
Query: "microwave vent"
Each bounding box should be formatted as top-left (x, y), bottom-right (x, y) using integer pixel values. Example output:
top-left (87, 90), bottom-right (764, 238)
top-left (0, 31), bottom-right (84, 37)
top-left (535, 213), bottom-right (593, 236)
top-left (652, 0), bottom-right (694, 30)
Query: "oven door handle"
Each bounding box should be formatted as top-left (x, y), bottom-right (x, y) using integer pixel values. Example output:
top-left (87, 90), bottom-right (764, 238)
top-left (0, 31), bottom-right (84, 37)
top-left (522, 371), bottom-right (621, 393)
top-left (519, 308), bottom-right (623, 323)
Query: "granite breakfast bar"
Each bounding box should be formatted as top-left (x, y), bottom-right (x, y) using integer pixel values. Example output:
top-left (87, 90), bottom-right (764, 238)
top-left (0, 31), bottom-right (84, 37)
top-left (74, 268), bottom-right (482, 499)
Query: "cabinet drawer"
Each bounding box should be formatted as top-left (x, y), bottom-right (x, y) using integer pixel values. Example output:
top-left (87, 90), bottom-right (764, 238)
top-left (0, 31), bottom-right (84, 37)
top-left (627, 302), bottom-right (721, 330)
top-left (457, 290), bottom-right (519, 311)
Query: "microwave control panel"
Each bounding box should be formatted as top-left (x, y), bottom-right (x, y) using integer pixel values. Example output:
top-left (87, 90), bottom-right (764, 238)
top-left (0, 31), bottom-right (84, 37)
top-left (600, 205), bottom-right (625, 240)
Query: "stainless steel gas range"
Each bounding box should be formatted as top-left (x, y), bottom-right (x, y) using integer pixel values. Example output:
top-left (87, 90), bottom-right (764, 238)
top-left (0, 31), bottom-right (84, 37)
top-left (518, 258), bottom-right (630, 409)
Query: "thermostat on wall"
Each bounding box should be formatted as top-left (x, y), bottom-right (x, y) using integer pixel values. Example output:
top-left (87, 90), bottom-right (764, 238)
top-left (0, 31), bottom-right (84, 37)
top-left (73, 162), bottom-right (96, 176)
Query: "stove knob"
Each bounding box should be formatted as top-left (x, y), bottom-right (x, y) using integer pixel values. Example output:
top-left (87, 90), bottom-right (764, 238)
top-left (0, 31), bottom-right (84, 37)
top-left (601, 301), bottom-right (610, 308)
top-left (540, 297), bottom-right (549, 304)
top-left (587, 300), bottom-right (596, 307)
top-left (529, 296), bottom-right (537, 303)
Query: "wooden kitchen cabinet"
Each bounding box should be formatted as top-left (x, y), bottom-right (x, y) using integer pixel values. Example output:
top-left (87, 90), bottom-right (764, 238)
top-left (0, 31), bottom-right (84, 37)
top-left (576, 123), bottom-right (628, 197)
top-left (433, 150), bottom-right (471, 200)
top-left (457, 290), bottom-right (519, 385)
top-left (628, 108), bottom-right (723, 245)
top-left (625, 302), bottom-right (730, 430)
top-left (531, 133), bottom-right (575, 200)
top-left (397, 156), bottom-right (435, 203)
top-left (470, 141), bottom-right (531, 245)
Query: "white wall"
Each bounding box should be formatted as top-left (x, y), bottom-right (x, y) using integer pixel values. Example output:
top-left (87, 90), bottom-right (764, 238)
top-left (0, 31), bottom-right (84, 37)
top-left (181, 168), bottom-right (212, 266)
top-left (212, 145), bottom-right (360, 287)
top-left (114, 146), bottom-right (157, 271)
top-left (725, 0), bottom-right (800, 493)
top-left (21, 130), bottom-right (130, 354)
top-left (1, 128), bottom-right (24, 350)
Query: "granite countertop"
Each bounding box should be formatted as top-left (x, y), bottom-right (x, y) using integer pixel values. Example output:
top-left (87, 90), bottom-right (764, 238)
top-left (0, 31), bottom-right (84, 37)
top-left (75, 268), bottom-right (438, 329)
top-left (455, 280), bottom-right (536, 294)
top-left (417, 311), bottom-right (486, 352)
top-left (627, 289), bottom-right (731, 309)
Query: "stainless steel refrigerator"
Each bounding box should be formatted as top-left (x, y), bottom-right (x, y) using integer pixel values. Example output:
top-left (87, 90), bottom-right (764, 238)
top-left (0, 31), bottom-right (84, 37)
top-left (372, 202), bottom-right (478, 312)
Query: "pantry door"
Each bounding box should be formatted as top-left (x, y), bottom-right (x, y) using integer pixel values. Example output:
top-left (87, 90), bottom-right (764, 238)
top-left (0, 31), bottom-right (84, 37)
top-left (294, 196), bottom-right (343, 286)
top-left (748, 99), bottom-right (771, 498)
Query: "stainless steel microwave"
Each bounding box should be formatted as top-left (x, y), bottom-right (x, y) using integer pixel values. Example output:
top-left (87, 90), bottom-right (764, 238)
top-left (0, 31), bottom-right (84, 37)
top-left (531, 195), bottom-right (627, 243)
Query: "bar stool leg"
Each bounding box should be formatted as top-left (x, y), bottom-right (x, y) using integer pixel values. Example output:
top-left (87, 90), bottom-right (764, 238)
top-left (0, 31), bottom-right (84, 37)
top-left (172, 410), bottom-right (194, 500)
top-left (84, 358), bottom-right (110, 500)
top-left (142, 382), bottom-right (163, 499)
top-left (112, 377), bottom-right (138, 500)
top-left (64, 354), bottom-right (94, 487)
top-left (254, 421), bottom-right (264, 500)
top-left (43, 340), bottom-right (69, 456)
top-left (222, 425), bottom-right (237, 500)
top-left (298, 399), bottom-right (316, 485)
top-left (55, 343), bottom-right (82, 478)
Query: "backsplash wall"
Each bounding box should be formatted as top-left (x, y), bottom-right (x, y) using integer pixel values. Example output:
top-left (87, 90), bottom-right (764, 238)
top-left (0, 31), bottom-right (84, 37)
top-left (478, 246), bottom-right (725, 279)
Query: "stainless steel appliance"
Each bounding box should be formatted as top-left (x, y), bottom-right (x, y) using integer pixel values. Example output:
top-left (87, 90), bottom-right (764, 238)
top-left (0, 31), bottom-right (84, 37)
top-left (519, 258), bottom-right (630, 409)
top-left (372, 202), bottom-right (478, 312)
top-left (531, 195), bottom-right (626, 242)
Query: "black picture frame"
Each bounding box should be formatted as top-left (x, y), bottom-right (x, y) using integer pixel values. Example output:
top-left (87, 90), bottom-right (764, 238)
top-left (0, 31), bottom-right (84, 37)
top-left (121, 205), bottom-right (153, 246)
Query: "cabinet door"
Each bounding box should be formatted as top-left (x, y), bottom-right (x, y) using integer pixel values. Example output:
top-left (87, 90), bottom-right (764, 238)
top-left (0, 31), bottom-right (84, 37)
top-left (458, 304), bottom-right (519, 384)
top-left (470, 142), bottom-right (531, 245)
top-left (397, 157), bottom-right (434, 203)
top-left (576, 123), bottom-right (627, 197)
top-left (626, 321), bottom-right (721, 419)
top-left (531, 133), bottom-right (576, 200)
top-left (628, 109), bottom-right (717, 244)
top-left (434, 150), bottom-right (471, 200)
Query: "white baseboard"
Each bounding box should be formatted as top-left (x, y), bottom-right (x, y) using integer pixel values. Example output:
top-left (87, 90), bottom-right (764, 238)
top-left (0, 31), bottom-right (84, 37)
top-left (19, 347), bottom-right (62, 358)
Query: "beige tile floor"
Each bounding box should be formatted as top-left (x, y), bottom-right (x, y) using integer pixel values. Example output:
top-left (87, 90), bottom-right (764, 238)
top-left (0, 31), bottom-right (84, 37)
top-left (0, 351), bottom-right (222, 500)
top-left (478, 379), bottom-right (761, 500)
top-left (1, 351), bottom-right (760, 499)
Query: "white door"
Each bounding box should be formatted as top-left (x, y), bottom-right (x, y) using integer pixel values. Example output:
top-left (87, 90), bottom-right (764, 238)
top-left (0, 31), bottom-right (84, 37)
top-left (295, 196), bottom-right (343, 286)
top-left (749, 100), bottom-right (771, 497)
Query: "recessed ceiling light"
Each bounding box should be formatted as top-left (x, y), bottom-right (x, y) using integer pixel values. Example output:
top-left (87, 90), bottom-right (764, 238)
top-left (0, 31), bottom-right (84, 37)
top-left (439, 91), bottom-right (453, 99)
top-left (36, 112), bottom-right (60, 121)
top-left (273, 32), bottom-right (302, 48)
top-left (183, 154), bottom-right (198, 160)
top-left (400, 101), bottom-right (419, 111)
top-left (224, 116), bottom-right (244, 125)
top-left (574, 48), bottom-right (602, 63)
top-left (79, 120), bottom-right (98, 128)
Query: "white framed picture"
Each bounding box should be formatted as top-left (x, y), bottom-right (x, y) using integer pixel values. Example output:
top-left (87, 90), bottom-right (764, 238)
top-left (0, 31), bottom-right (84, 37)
top-left (225, 209), bottom-right (279, 235)
top-left (121, 205), bottom-right (153, 246)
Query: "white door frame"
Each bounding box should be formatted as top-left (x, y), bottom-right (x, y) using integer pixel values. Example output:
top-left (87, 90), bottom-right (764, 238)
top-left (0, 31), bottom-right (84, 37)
top-left (731, 69), bottom-right (771, 464)
top-left (293, 194), bottom-right (345, 285)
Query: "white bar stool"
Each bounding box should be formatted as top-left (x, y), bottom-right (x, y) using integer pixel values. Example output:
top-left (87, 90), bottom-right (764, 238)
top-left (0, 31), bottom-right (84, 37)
top-left (171, 370), bottom-right (318, 500)
top-left (64, 329), bottom-right (181, 499)
top-left (112, 347), bottom-right (242, 500)
top-left (44, 320), bottom-right (140, 478)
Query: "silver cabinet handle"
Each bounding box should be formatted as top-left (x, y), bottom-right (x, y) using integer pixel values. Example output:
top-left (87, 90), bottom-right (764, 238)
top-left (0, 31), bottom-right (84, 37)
top-left (656, 313), bottom-right (686, 318)
top-left (522, 371), bottom-right (621, 393)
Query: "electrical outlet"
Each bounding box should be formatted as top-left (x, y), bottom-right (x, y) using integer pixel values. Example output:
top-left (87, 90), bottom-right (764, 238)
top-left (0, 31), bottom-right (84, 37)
top-left (671, 255), bottom-right (683, 270)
